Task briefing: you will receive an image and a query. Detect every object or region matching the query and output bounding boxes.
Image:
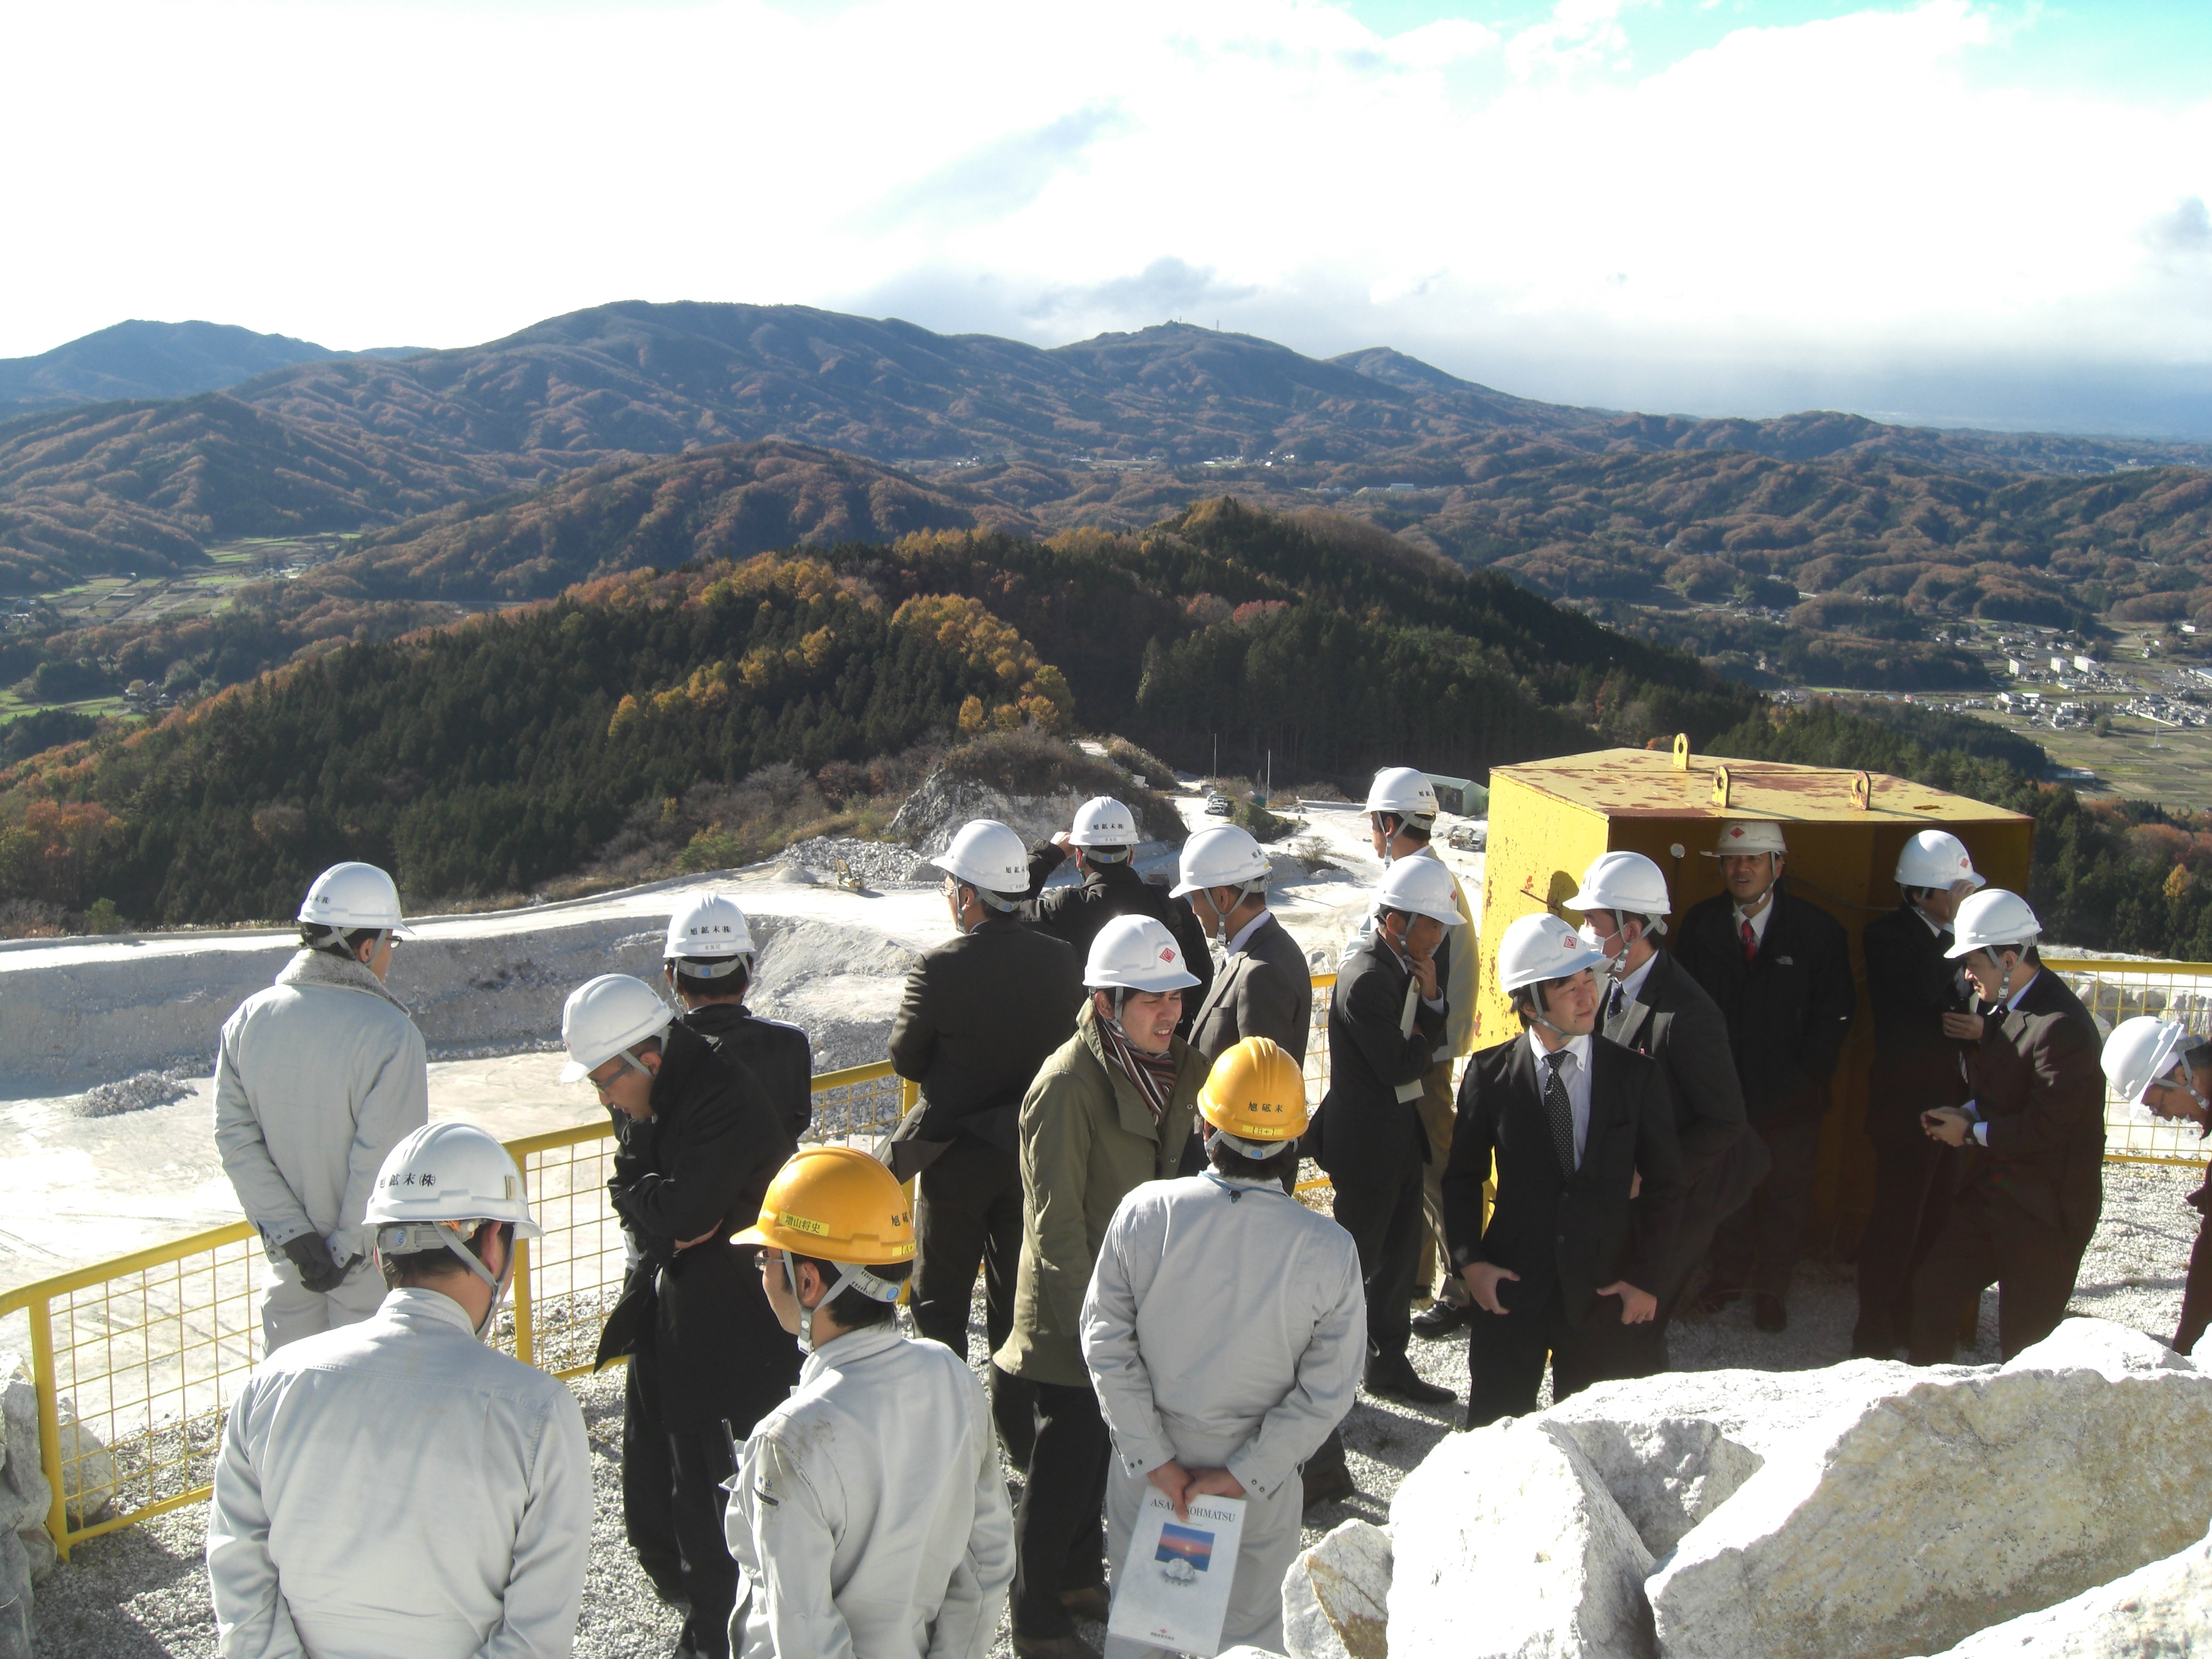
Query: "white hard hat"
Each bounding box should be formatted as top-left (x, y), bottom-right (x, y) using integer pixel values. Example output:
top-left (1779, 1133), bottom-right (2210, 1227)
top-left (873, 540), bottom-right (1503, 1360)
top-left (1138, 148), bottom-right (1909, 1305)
top-left (1373, 855), bottom-right (1464, 927)
top-left (1703, 820), bottom-right (1788, 857)
top-left (1566, 851), bottom-right (1671, 920)
top-left (298, 862), bottom-right (414, 937)
top-left (2102, 1016), bottom-right (2192, 1107)
top-left (1365, 766), bottom-right (1439, 821)
top-left (559, 974), bottom-right (675, 1082)
top-left (1497, 911), bottom-right (1609, 994)
top-left (1895, 830), bottom-right (1985, 893)
top-left (1084, 914), bottom-right (1201, 993)
top-left (1945, 888), bottom-right (2042, 959)
top-left (1172, 825), bottom-right (1270, 896)
top-left (364, 1121), bottom-right (541, 1238)
top-left (930, 819), bottom-right (1029, 894)
top-left (664, 893), bottom-right (757, 978)
top-left (1068, 796), bottom-right (1139, 847)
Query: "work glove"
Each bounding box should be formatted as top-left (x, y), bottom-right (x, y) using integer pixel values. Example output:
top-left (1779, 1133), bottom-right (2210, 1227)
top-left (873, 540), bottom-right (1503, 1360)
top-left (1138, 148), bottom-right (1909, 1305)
top-left (283, 1232), bottom-right (349, 1294)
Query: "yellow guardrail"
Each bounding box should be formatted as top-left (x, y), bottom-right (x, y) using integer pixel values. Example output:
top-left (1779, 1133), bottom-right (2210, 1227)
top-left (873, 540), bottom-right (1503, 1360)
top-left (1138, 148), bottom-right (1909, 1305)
top-left (16, 954), bottom-right (2197, 1563)
top-left (0, 981), bottom-right (1343, 1564)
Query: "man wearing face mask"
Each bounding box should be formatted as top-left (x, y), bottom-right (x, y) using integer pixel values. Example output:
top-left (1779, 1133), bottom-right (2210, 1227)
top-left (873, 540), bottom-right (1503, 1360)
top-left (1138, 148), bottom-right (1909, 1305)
top-left (1443, 914), bottom-right (1684, 1426)
top-left (726, 1146), bottom-right (1014, 1659)
top-left (1313, 856), bottom-right (1464, 1410)
top-left (207, 1122), bottom-right (591, 1659)
top-left (994, 915), bottom-right (1205, 1659)
top-left (888, 819), bottom-right (1085, 1469)
top-left (1564, 852), bottom-right (1759, 1374)
top-left (1674, 820), bottom-right (1856, 1335)
top-left (2100, 1017), bottom-right (2212, 1355)
top-left (569, 974), bottom-right (797, 1659)
top-left (1852, 831), bottom-right (1987, 1358)
top-left (1912, 890), bottom-right (2103, 1363)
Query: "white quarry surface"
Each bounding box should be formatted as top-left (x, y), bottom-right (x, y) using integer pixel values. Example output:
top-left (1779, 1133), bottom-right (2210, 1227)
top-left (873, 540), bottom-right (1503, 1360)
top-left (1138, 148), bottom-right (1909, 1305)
top-left (1282, 1517), bottom-right (1391, 1659)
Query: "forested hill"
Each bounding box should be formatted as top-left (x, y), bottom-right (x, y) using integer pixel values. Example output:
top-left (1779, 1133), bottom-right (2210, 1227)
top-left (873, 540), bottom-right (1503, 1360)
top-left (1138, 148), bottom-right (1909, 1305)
top-left (0, 500), bottom-right (1754, 925)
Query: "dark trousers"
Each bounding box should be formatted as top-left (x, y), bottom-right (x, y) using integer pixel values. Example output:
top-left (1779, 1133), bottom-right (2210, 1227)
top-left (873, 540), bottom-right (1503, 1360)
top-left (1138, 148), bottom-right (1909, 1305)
top-left (1611, 1184), bottom-right (1741, 1378)
top-left (1463, 1290), bottom-right (1614, 1429)
top-left (1908, 1186), bottom-right (2086, 1364)
top-left (621, 1354), bottom-right (740, 1658)
top-left (1706, 1109), bottom-right (1824, 1301)
top-left (1330, 1161), bottom-right (1427, 1369)
top-left (1011, 1379), bottom-right (1110, 1637)
top-left (1853, 1135), bottom-right (1960, 1354)
top-left (913, 1135), bottom-right (1036, 1464)
top-left (2179, 1212), bottom-right (2212, 1357)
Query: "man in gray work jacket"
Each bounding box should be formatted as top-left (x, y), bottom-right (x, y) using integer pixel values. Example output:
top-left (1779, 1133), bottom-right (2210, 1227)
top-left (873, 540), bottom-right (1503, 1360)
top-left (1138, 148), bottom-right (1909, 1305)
top-left (213, 862), bottom-right (429, 1353)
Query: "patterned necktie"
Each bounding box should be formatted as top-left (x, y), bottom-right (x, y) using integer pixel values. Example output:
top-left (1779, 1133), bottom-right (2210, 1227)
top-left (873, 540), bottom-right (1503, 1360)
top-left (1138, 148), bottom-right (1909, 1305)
top-left (1606, 983), bottom-right (1624, 1024)
top-left (1740, 917), bottom-right (1758, 961)
top-left (1544, 1050), bottom-right (1578, 1176)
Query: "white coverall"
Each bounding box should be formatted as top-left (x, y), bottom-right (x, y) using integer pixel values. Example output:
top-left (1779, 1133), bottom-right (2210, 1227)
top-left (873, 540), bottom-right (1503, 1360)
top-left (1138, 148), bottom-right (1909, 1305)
top-left (213, 948), bottom-right (429, 1350)
top-left (1081, 1172), bottom-right (1366, 1659)
top-left (724, 1322), bottom-right (1015, 1659)
top-left (206, 1288), bottom-right (591, 1659)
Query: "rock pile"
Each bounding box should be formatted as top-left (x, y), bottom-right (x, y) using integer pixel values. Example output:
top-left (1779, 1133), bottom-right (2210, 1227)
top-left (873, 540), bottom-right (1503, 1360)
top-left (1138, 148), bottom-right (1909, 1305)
top-left (2, 1358), bottom-right (54, 1659)
top-left (1272, 1319), bottom-right (2212, 1659)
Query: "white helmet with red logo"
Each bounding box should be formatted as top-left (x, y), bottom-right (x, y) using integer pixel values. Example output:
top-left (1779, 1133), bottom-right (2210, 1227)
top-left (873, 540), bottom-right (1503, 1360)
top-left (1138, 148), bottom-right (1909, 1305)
top-left (1084, 914), bottom-right (1201, 993)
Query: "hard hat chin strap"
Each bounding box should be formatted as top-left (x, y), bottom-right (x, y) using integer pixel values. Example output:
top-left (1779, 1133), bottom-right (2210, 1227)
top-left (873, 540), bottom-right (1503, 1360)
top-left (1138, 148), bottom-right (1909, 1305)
top-left (783, 1253), bottom-right (902, 1353)
top-left (377, 1221), bottom-right (514, 1339)
top-left (1202, 1125), bottom-right (1291, 1162)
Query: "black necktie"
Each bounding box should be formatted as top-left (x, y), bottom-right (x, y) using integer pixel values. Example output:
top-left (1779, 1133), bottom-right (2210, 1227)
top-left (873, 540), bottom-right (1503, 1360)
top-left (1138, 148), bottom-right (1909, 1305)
top-left (1544, 1050), bottom-right (1578, 1176)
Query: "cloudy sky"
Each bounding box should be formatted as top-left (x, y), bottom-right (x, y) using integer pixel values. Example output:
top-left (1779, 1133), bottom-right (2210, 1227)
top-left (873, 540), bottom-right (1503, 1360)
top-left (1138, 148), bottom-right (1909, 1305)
top-left (5, 0), bottom-right (2208, 434)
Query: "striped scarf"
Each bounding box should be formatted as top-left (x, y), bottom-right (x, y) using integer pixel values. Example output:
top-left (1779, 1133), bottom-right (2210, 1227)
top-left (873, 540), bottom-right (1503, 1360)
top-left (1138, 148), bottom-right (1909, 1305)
top-left (1097, 1013), bottom-right (1179, 1125)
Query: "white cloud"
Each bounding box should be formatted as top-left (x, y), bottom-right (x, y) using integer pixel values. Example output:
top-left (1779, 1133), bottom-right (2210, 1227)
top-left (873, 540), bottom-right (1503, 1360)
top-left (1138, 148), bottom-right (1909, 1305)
top-left (1, 0), bottom-right (2208, 427)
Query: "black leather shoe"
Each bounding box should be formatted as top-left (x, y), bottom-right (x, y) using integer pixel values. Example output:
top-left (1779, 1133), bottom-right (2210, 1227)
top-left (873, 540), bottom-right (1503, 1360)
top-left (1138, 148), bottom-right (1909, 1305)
top-left (1059, 1585), bottom-right (1110, 1623)
top-left (1754, 1294), bottom-right (1788, 1333)
top-left (1012, 1634), bottom-right (1100, 1659)
top-left (1683, 1284), bottom-right (1744, 1320)
top-left (1411, 1300), bottom-right (1469, 1338)
top-left (1365, 1362), bottom-right (1456, 1407)
top-left (1301, 1459), bottom-right (1357, 1512)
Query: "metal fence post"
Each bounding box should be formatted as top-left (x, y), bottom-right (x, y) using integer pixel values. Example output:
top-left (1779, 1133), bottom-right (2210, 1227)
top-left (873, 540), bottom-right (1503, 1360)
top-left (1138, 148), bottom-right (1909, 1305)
top-left (28, 1295), bottom-right (69, 1563)
top-left (511, 1236), bottom-right (536, 1368)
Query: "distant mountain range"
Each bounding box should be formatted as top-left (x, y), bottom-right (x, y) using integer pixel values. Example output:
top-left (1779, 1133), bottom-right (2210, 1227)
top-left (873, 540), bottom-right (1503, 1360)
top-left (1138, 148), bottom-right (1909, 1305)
top-left (0, 320), bottom-right (418, 412)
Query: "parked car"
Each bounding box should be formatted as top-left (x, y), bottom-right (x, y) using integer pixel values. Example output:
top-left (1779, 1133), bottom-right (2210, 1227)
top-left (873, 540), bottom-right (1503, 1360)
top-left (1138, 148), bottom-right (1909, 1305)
top-left (1448, 823), bottom-right (1487, 851)
top-left (1204, 792), bottom-right (1233, 817)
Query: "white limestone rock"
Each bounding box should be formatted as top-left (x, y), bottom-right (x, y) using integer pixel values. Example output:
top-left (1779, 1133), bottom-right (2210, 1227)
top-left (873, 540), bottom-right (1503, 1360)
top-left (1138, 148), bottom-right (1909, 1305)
top-left (1389, 1417), bottom-right (1654, 1659)
top-left (1648, 1319), bottom-right (2212, 1659)
top-left (1543, 1358), bottom-right (1979, 1557)
top-left (0, 1362), bottom-right (55, 1586)
top-left (1219, 1647), bottom-right (1290, 1658)
top-left (1907, 1521), bottom-right (2212, 1657)
top-left (1283, 1518), bottom-right (1391, 1659)
top-left (0, 1524), bottom-right (29, 1659)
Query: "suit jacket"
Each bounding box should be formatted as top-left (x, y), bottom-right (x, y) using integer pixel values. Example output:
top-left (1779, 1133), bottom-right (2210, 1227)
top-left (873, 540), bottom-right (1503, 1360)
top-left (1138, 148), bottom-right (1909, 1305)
top-left (887, 913), bottom-right (1084, 1157)
top-left (1016, 845), bottom-right (1215, 1027)
top-left (1862, 900), bottom-right (1977, 1140)
top-left (1606, 948), bottom-right (1768, 1262)
top-left (1311, 933), bottom-right (1446, 1190)
top-left (2178, 1167), bottom-right (2211, 1356)
top-left (1675, 880), bottom-right (1857, 1118)
top-left (1187, 912), bottom-right (1313, 1065)
top-left (594, 1020), bottom-right (799, 1433)
top-left (1963, 968), bottom-right (2105, 1248)
top-left (1441, 1033), bottom-right (1685, 1332)
top-left (682, 1001), bottom-right (814, 1141)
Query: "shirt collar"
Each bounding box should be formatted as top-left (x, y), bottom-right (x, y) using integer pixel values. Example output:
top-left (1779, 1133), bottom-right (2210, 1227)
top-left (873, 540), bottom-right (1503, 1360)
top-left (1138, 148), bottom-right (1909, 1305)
top-left (1225, 908), bottom-right (1272, 956)
top-left (382, 1285), bottom-right (478, 1336)
top-left (2003, 970), bottom-right (2040, 1012)
top-left (1527, 1028), bottom-right (1593, 1072)
top-left (1614, 951), bottom-right (1658, 1007)
top-left (797, 1319), bottom-right (904, 1386)
top-left (1912, 903), bottom-right (1948, 938)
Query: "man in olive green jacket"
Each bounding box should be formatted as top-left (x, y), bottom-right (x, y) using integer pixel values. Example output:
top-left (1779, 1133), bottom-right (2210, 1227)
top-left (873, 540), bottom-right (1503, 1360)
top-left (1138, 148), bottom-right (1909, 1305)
top-left (994, 915), bottom-right (1205, 1659)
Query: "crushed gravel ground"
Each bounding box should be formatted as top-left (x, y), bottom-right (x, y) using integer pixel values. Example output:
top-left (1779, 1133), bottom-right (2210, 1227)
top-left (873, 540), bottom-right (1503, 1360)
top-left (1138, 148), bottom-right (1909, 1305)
top-left (28, 1161), bottom-right (2205, 1657)
top-left (780, 837), bottom-right (928, 889)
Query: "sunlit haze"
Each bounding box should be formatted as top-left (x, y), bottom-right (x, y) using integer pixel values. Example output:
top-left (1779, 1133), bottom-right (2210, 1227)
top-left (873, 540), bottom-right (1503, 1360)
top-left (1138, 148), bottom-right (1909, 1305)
top-left (5, 0), bottom-right (2208, 432)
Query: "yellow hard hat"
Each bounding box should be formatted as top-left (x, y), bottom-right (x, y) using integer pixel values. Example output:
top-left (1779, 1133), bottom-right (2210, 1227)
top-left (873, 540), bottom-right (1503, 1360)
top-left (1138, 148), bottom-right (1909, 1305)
top-left (1198, 1037), bottom-right (1309, 1141)
top-left (734, 1145), bottom-right (916, 1264)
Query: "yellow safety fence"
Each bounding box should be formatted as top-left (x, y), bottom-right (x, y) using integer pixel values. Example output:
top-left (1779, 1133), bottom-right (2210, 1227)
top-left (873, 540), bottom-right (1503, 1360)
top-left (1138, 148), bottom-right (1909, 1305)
top-left (9, 957), bottom-right (2204, 1563)
top-left (0, 977), bottom-right (1339, 1563)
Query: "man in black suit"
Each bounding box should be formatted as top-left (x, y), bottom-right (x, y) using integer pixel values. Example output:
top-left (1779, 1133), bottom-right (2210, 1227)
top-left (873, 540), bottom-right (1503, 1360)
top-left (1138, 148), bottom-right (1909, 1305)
top-left (1852, 831), bottom-right (1986, 1357)
top-left (1444, 911), bottom-right (1684, 1426)
top-left (2100, 1017), bottom-right (2212, 1355)
top-left (1016, 794), bottom-right (1213, 1030)
top-left (565, 973), bottom-right (797, 1659)
top-left (1176, 823), bottom-right (1313, 1064)
top-left (1311, 855), bottom-right (1463, 1409)
top-left (888, 819), bottom-right (1085, 1466)
top-left (662, 893), bottom-right (814, 1140)
top-left (1912, 889), bottom-right (2104, 1362)
top-left (1566, 851), bottom-right (1761, 1375)
top-left (1674, 819), bottom-right (1857, 1334)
